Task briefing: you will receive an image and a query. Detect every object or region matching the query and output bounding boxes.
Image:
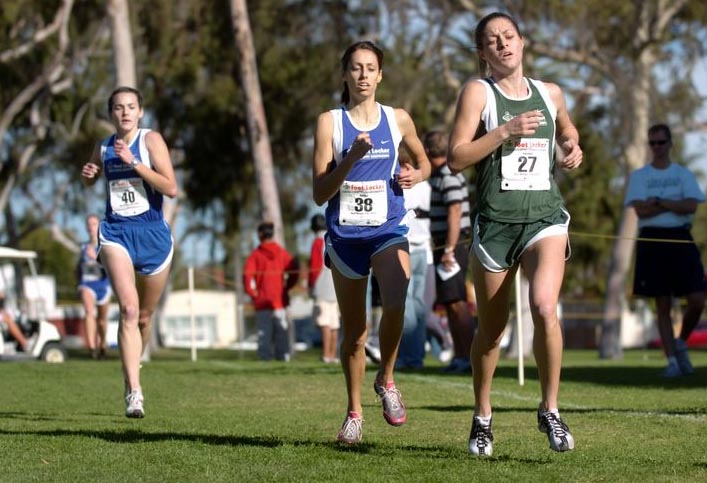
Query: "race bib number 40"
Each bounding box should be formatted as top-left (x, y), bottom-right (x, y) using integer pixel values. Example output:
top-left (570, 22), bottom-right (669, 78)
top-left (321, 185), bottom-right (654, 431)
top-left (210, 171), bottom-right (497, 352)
top-left (500, 138), bottom-right (551, 191)
top-left (109, 178), bottom-right (149, 216)
top-left (82, 261), bottom-right (104, 282)
top-left (339, 180), bottom-right (388, 226)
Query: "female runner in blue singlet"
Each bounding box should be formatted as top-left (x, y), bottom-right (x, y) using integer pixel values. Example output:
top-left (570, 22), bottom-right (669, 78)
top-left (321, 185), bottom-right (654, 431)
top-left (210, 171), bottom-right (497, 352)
top-left (313, 41), bottom-right (431, 444)
top-left (77, 213), bottom-right (112, 360)
top-left (81, 87), bottom-right (177, 419)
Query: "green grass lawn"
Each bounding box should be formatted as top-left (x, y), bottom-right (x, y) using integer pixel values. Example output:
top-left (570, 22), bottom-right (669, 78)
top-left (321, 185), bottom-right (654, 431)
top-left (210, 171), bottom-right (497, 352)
top-left (1, 348), bottom-right (706, 482)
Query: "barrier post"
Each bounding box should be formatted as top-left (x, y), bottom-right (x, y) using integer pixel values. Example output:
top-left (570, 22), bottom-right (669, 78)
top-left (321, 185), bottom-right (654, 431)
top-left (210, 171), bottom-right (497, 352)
top-left (189, 266), bottom-right (197, 362)
top-left (515, 270), bottom-right (525, 386)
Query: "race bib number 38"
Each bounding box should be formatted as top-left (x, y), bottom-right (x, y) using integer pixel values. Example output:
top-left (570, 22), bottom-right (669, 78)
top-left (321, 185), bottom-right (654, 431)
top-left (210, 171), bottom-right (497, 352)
top-left (109, 178), bottom-right (149, 216)
top-left (339, 180), bottom-right (388, 226)
top-left (500, 138), bottom-right (551, 191)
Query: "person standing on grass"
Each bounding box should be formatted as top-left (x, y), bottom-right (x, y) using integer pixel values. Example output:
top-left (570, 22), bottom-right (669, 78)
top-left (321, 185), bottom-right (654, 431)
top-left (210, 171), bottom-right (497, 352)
top-left (308, 214), bottom-right (340, 364)
top-left (77, 214), bottom-right (112, 360)
top-left (81, 86), bottom-right (178, 419)
top-left (243, 221), bottom-right (300, 361)
top-left (447, 12), bottom-right (582, 456)
top-left (426, 130), bottom-right (475, 374)
top-left (312, 40), bottom-right (430, 444)
top-left (625, 123), bottom-right (706, 378)
top-left (396, 147), bottom-right (434, 370)
top-left (0, 292), bottom-right (33, 353)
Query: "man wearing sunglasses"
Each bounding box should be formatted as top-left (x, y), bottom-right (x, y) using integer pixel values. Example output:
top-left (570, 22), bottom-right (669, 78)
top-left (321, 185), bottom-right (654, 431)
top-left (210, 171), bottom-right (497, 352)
top-left (625, 123), bottom-right (706, 378)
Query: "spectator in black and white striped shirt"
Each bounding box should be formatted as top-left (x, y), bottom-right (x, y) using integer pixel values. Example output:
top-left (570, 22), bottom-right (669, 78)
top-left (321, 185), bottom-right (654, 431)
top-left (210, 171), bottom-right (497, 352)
top-left (426, 130), bottom-right (475, 373)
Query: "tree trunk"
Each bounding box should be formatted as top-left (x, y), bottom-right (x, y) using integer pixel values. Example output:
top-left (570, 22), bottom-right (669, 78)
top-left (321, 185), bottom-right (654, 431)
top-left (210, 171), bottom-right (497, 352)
top-left (229, 0), bottom-right (284, 244)
top-left (505, 271), bottom-right (533, 359)
top-left (0, 0), bottom-right (73, 187)
top-left (107, 0), bottom-right (136, 88)
top-left (599, 207), bottom-right (638, 358)
top-left (107, 0), bottom-right (161, 357)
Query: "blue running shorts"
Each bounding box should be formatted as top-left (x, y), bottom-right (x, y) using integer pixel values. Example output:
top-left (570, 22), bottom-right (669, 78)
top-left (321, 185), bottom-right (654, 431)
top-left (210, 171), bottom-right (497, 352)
top-left (98, 220), bottom-right (174, 276)
top-left (325, 228), bottom-right (409, 279)
top-left (78, 280), bottom-right (112, 305)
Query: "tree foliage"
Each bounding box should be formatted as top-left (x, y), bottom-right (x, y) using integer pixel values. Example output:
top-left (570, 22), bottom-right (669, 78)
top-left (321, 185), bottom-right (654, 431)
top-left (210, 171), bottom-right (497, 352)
top-left (1, 0), bottom-right (707, 308)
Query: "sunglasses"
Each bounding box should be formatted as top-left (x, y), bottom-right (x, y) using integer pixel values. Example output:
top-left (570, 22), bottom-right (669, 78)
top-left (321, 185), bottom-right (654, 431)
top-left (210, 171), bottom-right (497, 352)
top-left (648, 140), bottom-right (669, 146)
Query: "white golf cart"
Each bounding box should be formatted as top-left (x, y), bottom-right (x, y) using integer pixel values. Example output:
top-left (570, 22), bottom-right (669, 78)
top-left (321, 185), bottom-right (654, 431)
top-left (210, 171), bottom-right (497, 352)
top-left (0, 246), bottom-right (67, 363)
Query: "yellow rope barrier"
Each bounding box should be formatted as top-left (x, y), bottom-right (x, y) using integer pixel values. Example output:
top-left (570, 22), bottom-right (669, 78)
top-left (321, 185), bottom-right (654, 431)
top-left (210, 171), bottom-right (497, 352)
top-left (189, 227), bottom-right (702, 284)
top-left (568, 230), bottom-right (697, 244)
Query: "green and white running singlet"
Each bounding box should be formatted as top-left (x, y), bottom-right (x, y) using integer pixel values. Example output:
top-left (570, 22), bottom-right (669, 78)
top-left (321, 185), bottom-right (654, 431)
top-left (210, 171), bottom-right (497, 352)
top-left (474, 77), bottom-right (564, 223)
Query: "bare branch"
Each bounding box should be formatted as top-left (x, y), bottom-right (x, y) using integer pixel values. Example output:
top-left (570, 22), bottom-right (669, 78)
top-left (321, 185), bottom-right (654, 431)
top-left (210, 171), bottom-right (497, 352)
top-left (655, 0), bottom-right (690, 33)
top-left (526, 41), bottom-right (614, 79)
top-left (0, 76), bottom-right (50, 164)
top-left (0, 172), bottom-right (19, 215)
top-left (0, 0), bottom-right (75, 173)
top-left (51, 224), bottom-right (80, 253)
top-left (457, 0), bottom-right (484, 16)
top-left (685, 120), bottom-right (707, 133)
top-left (440, 48), bottom-right (461, 93)
top-left (0, 0), bottom-right (74, 63)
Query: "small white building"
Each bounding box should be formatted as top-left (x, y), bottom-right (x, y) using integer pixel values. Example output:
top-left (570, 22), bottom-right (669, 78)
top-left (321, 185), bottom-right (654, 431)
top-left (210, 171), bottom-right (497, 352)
top-left (159, 290), bottom-right (239, 348)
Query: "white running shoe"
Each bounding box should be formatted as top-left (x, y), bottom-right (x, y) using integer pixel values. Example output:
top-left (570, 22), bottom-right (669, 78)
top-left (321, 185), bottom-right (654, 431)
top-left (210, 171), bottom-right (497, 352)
top-left (336, 414), bottom-right (363, 444)
top-left (364, 343), bottom-right (381, 364)
top-left (537, 409), bottom-right (574, 452)
top-left (438, 348), bottom-right (453, 364)
top-left (468, 416), bottom-right (493, 457)
top-left (373, 378), bottom-right (407, 426)
top-left (125, 389), bottom-right (145, 419)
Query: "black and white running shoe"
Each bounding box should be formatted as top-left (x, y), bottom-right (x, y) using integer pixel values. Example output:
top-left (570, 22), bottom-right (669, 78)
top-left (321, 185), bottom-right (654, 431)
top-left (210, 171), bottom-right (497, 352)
top-left (537, 409), bottom-right (574, 452)
top-left (468, 416), bottom-right (494, 457)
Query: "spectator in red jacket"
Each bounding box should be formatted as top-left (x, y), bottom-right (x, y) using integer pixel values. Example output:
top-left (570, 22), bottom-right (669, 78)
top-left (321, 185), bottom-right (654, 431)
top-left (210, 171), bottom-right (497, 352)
top-left (243, 222), bottom-right (299, 360)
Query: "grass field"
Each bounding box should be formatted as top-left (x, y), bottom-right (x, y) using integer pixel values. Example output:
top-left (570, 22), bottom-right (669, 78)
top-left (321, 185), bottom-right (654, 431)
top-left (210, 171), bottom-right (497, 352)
top-left (1, 347), bottom-right (706, 482)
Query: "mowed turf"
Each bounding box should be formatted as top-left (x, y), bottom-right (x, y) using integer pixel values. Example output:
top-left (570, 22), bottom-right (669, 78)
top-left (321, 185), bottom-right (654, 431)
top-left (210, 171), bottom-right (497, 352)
top-left (1, 348), bottom-right (706, 482)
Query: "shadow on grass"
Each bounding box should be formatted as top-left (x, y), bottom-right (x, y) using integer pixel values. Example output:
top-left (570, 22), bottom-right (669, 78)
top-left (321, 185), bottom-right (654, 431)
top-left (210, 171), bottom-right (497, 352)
top-left (0, 424), bottom-right (524, 460)
top-left (562, 406), bottom-right (707, 416)
top-left (164, 364), bottom-right (344, 378)
top-left (416, 405), bottom-right (521, 413)
top-left (322, 441), bottom-right (549, 462)
top-left (553, 365), bottom-right (707, 388)
top-left (0, 411), bottom-right (69, 422)
top-left (0, 426), bottom-right (574, 464)
top-left (0, 427), bottom-right (284, 447)
top-left (0, 411), bottom-right (123, 423)
top-left (0, 427), bottom-right (463, 459)
top-left (395, 366), bottom-right (472, 377)
top-left (416, 404), bottom-right (707, 417)
top-left (398, 364), bottom-right (707, 389)
top-left (68, 348), bottom-right (707, 388)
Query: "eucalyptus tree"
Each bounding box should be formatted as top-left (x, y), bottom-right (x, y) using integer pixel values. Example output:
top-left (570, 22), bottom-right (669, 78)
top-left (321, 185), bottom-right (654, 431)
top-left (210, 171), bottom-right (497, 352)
top-left (0, 0), bottom-right (89, 250)
top-left (130, 0), bottom-right (357, 262)
top-left (229, 0), bottom-right (283, 244)
top-left (107, 0), bottom-right (136, 88)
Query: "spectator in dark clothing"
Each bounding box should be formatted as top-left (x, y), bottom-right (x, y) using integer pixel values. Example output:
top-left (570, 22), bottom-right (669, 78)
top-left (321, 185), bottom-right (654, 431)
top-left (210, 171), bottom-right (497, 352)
top-left (427, 130), bottom-right (475, 373)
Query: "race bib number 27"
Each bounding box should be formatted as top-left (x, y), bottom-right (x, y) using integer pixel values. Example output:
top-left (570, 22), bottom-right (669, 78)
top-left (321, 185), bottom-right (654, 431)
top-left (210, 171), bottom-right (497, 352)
top-left (500, 138), bottom-right (551, 191)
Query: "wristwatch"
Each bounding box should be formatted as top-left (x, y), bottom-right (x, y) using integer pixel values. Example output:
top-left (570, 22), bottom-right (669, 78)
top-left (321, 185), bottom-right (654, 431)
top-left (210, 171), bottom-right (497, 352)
top-left (130, 157), bottom-right (140, 167)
